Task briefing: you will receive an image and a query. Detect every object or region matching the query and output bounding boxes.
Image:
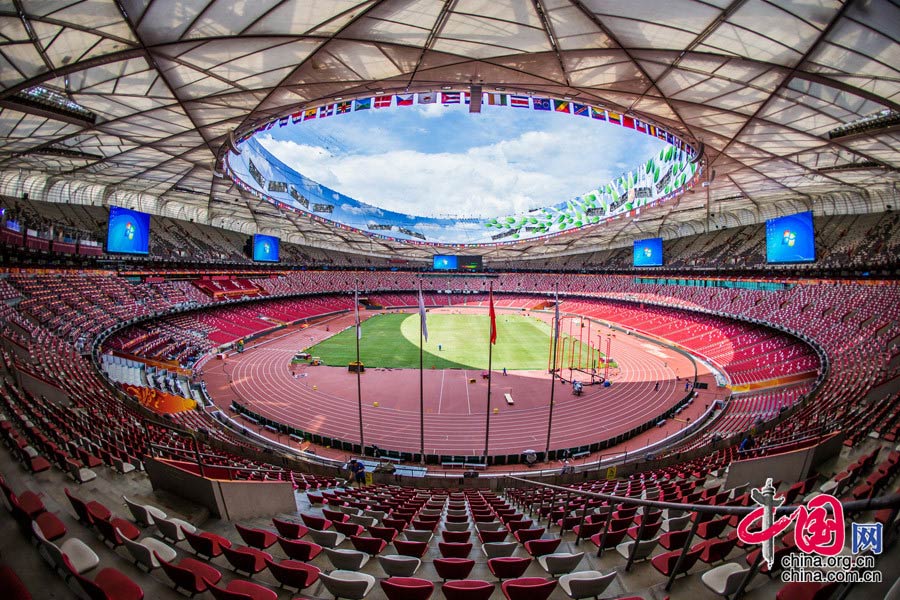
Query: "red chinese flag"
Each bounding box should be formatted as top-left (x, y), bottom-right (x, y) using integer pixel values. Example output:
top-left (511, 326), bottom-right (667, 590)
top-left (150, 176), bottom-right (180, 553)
top-left (489, 289), bottom-right (497, 345)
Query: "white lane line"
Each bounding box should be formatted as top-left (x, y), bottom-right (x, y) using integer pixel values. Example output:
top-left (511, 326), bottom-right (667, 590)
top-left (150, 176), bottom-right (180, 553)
top-left (438, 369), bottom-right (446, 414)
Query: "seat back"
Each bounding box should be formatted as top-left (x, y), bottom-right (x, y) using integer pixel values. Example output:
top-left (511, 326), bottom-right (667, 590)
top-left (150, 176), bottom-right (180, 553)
top-left (545, 552), bottom-right (584, 574)
top-left (64, 488), bottom-right (92, 524)
top-left (205, 580), bottom-right (250, 600)
top-left (121, 536), bottom-right (155, 569)
top-left (502, 577), bottom-right (557, 600)
top-left (564, 571), bottom-right (615, 600)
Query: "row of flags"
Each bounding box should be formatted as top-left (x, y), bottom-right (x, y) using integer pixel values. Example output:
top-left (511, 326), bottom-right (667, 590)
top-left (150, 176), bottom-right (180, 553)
top-left (255, 92), bottom-right (694, 154)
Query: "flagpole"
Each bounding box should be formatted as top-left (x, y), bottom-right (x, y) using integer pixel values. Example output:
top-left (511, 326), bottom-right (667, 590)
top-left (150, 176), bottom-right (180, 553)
top-left (545, 284), bottom-right (559, 456)
top-left (419, 279), bottom-right (425, 464)
top-left (483, 282), bottom-right (495, 464)
top-left (355, 280), bottom-right (365, 454)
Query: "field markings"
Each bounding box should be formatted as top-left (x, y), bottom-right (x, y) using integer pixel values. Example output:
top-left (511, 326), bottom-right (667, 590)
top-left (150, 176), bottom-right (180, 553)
top-left (463, 370), bottom-right (471, 414)
top-left (438, 369), bottom-right (445, 413)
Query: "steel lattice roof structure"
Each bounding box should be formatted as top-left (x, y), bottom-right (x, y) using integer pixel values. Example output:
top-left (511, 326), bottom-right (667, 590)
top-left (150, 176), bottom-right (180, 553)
top-left (0, 0), bottom-right (897, 261)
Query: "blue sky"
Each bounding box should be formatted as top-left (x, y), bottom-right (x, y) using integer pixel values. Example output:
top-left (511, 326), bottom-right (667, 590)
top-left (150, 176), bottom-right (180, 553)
top-left (259, 101), bottom-right (665, 219)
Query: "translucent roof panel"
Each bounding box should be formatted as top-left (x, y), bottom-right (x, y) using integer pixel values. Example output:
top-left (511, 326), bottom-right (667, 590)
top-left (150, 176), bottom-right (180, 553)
top-left (0, 0), bottom-right (896, 259)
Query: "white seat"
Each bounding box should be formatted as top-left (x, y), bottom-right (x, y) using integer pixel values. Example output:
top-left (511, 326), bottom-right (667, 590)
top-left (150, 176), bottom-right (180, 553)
top-left (559, 571), bottom-right (616, 600)
top-left (67, 461), bottom-right (97, 484)
top-left (121, 533), bottom-right (177, 571)
top-left (378, 554), bottom-right (421, 577)
top-left (34, 522), bottom-right (100, 576)
top-left (615, 538), bottom-right (660, 562)
top-left (537, 552), bottom-right (585, 577)
top-left (348, 514), bottom-right (377, 528)
top-left (701, 562), bottom-right (752, 597)
top-left (325, 548), bottom-right (370, 571)
top-left (319, 569), bottom-right (377, 600)
top-left (123, 495), bottom-right (167, 527)
top-left (444, 521), bottom-right (469, 532)
top-left (156, 517), bottom-right (195, 542)
top-left (308, 528), bottom-right (347, 548)
top-left (475, 521), bottom-right (504, 531)
top-left (115, 457), bottom-right (136, 474)
top-left (662, 515), bottom-right (691, 532)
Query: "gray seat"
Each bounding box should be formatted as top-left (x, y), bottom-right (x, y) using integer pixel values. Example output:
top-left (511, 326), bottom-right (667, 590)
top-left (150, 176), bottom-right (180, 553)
top-left (67, 461), bottom-right (97, 484)
top-left (419, 509), bottom-right (442, 518)
top-left (404, 529), bottom-right (433, 542)
top-left (446, 509), bottom-right (468, 517)
top-left (33, 522), bottom-right (99, 576)
top-left (482, 542), bottom-right (518, 558)
top-left (325, 548), bottom-right (371, 571)
top-left (309, 528), bottom-right (347, 548)
top-left (339, 505), bottom-right (361, 516)
top-left (559, 571), bottom-right (616, 600)
top-left (615, 537), bottom-right (659, 562)
top-left (114, 457), bottom-right (136, 474)
top-left (701, 562), bottom-right (752, 598)
top-left (123, 495), bottom-right (167, 528)
top-left (348, 514), bottom-right (377, 528)
top-left (537, 552), bottom-right (585, 577)
top-left (444, 521), bottom-right (469, 532)
top-left (476, 521), bottom-right (504, 531)
top-left (363, 509), bottom-right (386, 523)
top-left (319, 569), bottom-right (377, 600)
top-left (378, 554), bottom-right (421, 577)
top-left (662, 515), bottom-right (691, 532)
top-left (156, 517), bottom-right (195, 542)
top-left (121, 533), bottom-right (177, 571)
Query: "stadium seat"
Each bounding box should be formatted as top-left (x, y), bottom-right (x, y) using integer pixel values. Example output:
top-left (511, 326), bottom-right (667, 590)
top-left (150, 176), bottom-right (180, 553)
top-left (536, 552), bottom-right (585, 577)
top-left (319, 570), bottom-right (377, 600)
top-left (277, 537), bottom-right (324, 561)
top-left (120, 534), bottom-right (177, 571)
top-left (205, 578), bottom-right (278, 600)
top-left (64, 555), bottom-right (143, 600)
top-left (558, 571), bottom-right (616, 600)
top-left (183, 527), bottom-right (233, 559)
top-left (263, 557), bottom-right (320, 590)
top-left (433, 557), bottom-right (475, 581)
top-left (156, 553), bottom-right (222, 596)
top-left (394, 540), bottom-right (429, 558)
top-left (272, 518), bottom-right (308, 539)
top-left (326, 548), bottom-right (371, 571)
top-left (441, 580), bottom-right (495, 600)
top-left (222, 545), bottom-right (272, 576)
top-left (350, 535), bottom-right (388, 555)
top-left (379, 554), bottom-right (422, 577)
top-left (488, 557), bottom-right (532, 581)
top-left (32, 521), bottom-right (100, 576)
top-left (235, 523), bottom-right (278, 549)
top-left (122, 496), bottom-right (167, 528)
top-left (381, 577), bottom-right (435, 600)
top-left (501, 577), bottom-right (557, 600)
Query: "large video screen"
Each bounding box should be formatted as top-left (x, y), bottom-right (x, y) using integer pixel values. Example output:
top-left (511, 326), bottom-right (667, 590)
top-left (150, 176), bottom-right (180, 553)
top-left (633, 238), bottom-right (663, 267)
top-left (459, 256), bottom-right (483, 271)
top-left (106, 205), bottom-right (150, 255)
top-left (252, 234), bottom-right (280, 262)
top-left (433, 255), bottom-right (458, 270)
top-left (766, 211), bottom-right (815, 264)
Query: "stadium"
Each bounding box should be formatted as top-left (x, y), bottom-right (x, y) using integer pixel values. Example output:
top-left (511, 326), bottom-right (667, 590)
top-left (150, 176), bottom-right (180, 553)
top-left (0, 1), bottom-right (898, 599)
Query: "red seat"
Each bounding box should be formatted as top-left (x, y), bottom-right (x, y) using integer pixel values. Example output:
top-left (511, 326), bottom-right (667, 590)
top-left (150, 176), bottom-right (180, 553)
top-left (697, 537), bottom-right (738, 564)
top-left (300, 514), bottom-right (332, 530)
top-left (433, 558), bottom-right (475, 581)
top-left (264, 557), bottom-right (320, 590)
top-left (222, 545), bottom-right (272, 576)
top-left (696, 516), bottom-right (730, 539)
top-left (659, 528), bottom-right (692, 550)
top-left (383, 517), bottom-right (407, 532)
top-left (478, 529), bottom-right (508, 543)
top-left (0, 478), bottom-right (44, 517)
top-left (500, 577), bottom-right (557, 600)
top-left (571, 521), bottom-right (605, 540)
top-left (276, 537), bottom-right (323, 561)
top-left (33, 511), bottom-right (67, 541)
top-left (235, 523), bottom-right (278, 549)
top-left (438, 542), bottom-right (473, 558)
top-left (394, 540), bottom-right (428, 558)
top-left (650, 545), bottom-right (703, 578)
top-left (381, 577), bottom-right (435, 600)
top-left (0, 565), bottom-right (32, 600)
top-left (507, 520), bottom-right (534, 533)
top-left (157, 554), bottom-right (222, 596)
top-left (369, 525), bottom-right (399, 542)
top-left (322, 508), bottom-right (350, 523)
top-left (411, 519), bottom-right (438, 531)
top-left (442, 531), bottom-right (471, 543)
top-left (272, 518), bottom-right (308, 539)
top-left (441, 580), bottom-right (495, 600)
top-left (65, 488), bottom-right (109, 526)
top-left (67, 557), bottom-right (144, 600)
top-left (488, 557), bottom-right (532, 581)
top-left (95, 516), bottom-right (140, 547)
top-left (776, 581), bottom-right (840, 600)
top-left (205, 579), bottom-right (277, 600)
top-left (334, 521), bottom-right (366, 537)
top-left (589, 526), bottom-right (629, 552)
top-left (351, 535), bottom-right (388, 555)
top-left (513, 528), bottom-right (545, 543)
top-left (183, 527), bottom-right (232, 559)
top-left (524, 538), bottom-right (561, 557)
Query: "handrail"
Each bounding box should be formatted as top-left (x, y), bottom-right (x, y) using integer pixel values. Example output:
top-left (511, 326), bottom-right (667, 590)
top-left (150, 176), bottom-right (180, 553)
top-left (506, 475), bottom-right (900, 517)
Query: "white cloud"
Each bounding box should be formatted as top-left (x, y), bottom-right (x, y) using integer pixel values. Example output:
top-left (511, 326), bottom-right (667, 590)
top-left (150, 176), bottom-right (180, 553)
top-left (258, 114), bottom-right (663, 218)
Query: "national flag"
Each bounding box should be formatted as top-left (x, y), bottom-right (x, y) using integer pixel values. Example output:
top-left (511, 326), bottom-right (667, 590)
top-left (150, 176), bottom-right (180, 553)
top-left (532, 97), bottom-right (551, 111)
top-left (509, 95), bottom-right (529, 108)
top-left (418, 92), bottom-right (436, 104)
top-left (665, 132), bottom-right (676, 145)
top-left (418, 288), bottom-right (428, 342)
top-left (590, 107), bottom-right (606, 120)
top-left (635, 119), bottom-right (647, 133)
top-left (553, 99), bottom-right (570, 113)
top-left (374, 95), bottom-right (392, 108)
top-left (278, 116), bottom-right (289, 127)
top-left (291, 111), bottom-right (303, 124)
top-left (486, 93), bottom-right (507, 106)
top-left (354, 97), bottom-right (372, 111)
top-left (463, 92), bottom-right (471, 104)
top-left (265, 120), bottom-right (276, 129)
top-left (354, 288), bottom-right (362, 340)
top-left (396, 94), bottom-right (414, 106)
top-left (656, 127), bottom-right (667, 140)
top-left (303, 108), bottom-right (317, 121)
top-left (622, 115), bottom-right (635, 129)
top-left (489, 288), bottom-right (497, 345)
top-left (607, 111), bottom-right (622, 125)
top-left (441, 92), bottom-right (461, 104)
top-left (572, 103), bottom-right (589, 117)
top-left (319, 104), bottom-right (334, 118)
top-left (336, 101), bottom-right (352, 114)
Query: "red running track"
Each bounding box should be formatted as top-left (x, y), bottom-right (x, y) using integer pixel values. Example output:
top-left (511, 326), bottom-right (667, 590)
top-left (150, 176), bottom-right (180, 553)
top-left (202, 307), bottom-right (707, 456)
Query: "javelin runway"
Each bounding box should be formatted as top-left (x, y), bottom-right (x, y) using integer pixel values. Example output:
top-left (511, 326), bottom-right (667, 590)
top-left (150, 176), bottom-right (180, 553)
top-left (202, 307), bottom-right (709, 456)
